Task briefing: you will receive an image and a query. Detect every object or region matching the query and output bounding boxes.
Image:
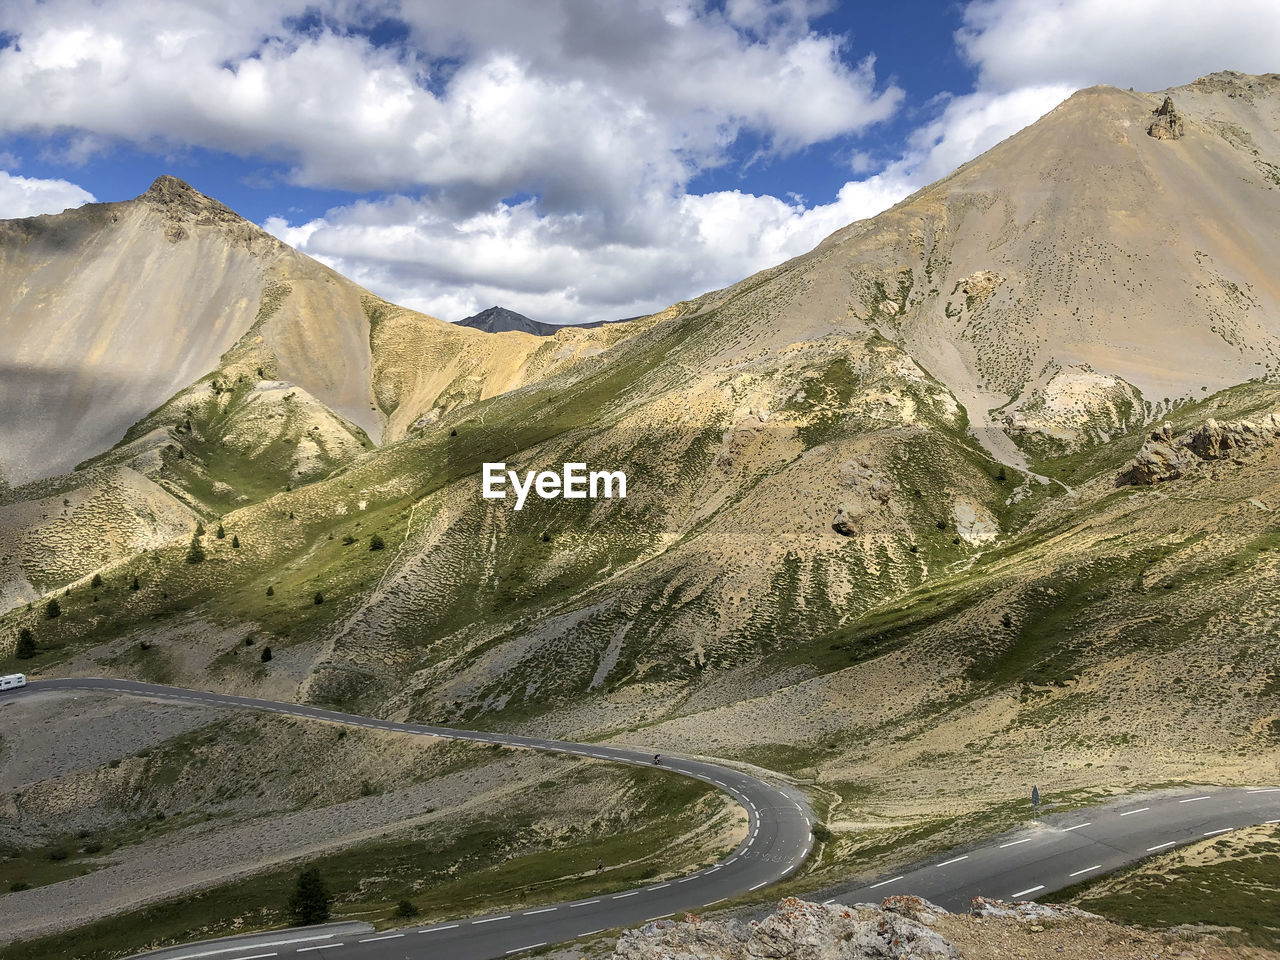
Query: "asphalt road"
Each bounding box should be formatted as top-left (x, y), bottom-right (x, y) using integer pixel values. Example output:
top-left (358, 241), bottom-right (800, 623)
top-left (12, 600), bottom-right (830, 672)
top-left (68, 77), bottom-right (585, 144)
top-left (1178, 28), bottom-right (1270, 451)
top-left (9, 678), bottom-right (815, 960)
top-left (821, 784), bottom-right (1280, 912)
top-left (6, 680), bottom-right (1278, 960)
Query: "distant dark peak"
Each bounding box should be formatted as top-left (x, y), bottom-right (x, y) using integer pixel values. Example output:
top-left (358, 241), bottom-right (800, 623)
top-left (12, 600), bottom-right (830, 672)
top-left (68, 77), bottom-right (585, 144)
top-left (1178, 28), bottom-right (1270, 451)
top-left (457, 306), bottom-right (558, 336)
top-left (458, 305), bottom-right (617, 335)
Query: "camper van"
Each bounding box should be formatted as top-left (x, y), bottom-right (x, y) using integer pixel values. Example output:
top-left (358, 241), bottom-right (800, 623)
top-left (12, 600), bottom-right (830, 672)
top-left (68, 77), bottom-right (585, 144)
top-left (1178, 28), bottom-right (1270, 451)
top-left (0, 674), bottom-right (27, 691)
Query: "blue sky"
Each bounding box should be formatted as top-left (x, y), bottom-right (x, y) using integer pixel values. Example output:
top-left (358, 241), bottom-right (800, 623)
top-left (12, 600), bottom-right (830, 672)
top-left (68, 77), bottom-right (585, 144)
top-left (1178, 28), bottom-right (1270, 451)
top-left (2, 0), bottom-right (1278, 324)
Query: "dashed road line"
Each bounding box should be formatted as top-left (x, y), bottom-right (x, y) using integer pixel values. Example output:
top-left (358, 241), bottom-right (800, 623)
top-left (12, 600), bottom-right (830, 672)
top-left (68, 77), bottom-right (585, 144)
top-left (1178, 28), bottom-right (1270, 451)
top-left (1203, 828), bottom-right (1232, 836)
top-left (569, 900), bottom-right (600, 907)
top-left (505, 943), bottom-right (546, 955)
top-left (473, 915), bottom-right (511, 924)
top-left (613, 891), bottom-right (640, 899)
top-left (1062, 822), bottom-right (1091, 831)
top-left (1147, 841), bottom-right (1177, 851)
top-left (999, 838), bottom-right (1031, 848)
top-left (295, 945), bottom-right (341, 953)
top-left (937, 855), bottom-right (969, 867)
top-left (418, 924), bottom-right (459, 933)
top-left (1119, 807), bottom-right (1150, 817)
top-left (647, 883), bottom-right (670, 891)
top-left (524, 907), bottom-right (557, 915)
top-left (1011, 884), bottom-right (1044, 899)
top-left (749, 881), bottom-right (769, 891)
top-left (1069, 864), bottom-right (1102, 877)
top-left (357, 934), bottom-right (403, 943)
top-left (1179, 796), bottom-right (1211, 804)
top-left (869, 875), bottom-right (903, 889)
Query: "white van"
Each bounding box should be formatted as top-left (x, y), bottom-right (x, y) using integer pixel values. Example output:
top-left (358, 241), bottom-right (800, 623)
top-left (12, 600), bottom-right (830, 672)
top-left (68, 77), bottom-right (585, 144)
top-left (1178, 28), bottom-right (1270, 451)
top-left (0, 674), bottom-right (27, 691)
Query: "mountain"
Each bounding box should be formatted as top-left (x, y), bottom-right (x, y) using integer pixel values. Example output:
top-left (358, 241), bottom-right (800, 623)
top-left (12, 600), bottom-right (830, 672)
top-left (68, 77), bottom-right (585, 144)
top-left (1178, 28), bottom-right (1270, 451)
top-left (457, 305), bottom-right (616, 335)
top-left (457, 306), bottom-right (559, 336)
top-left (1, 73), bottom-right (1279, 825)
top-left (0, 177), bottom-right (612, 490)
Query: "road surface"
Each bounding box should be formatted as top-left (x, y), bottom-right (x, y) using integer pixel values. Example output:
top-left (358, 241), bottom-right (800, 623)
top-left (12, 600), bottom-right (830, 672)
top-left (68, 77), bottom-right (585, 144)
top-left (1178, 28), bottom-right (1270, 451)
top-left (5, 680), bottom-right (1277, 960)
top-left (8, 678), bottom-right (814, 959)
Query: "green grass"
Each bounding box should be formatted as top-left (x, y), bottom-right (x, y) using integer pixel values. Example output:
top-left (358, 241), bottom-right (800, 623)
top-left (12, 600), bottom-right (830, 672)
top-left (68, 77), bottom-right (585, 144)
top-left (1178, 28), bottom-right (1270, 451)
top-left (1047, 827), bottom-right (1280, 949)
top-left (0, 767), bottom-right (730, 960)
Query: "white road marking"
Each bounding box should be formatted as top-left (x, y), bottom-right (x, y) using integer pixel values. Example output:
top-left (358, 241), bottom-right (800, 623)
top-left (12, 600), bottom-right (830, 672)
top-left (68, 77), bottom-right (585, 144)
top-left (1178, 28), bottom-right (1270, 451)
top-left (707, 898), bottom-right (727, 906)
top-left (706, 865), bottom-right (720, 873)
top-left (505, 943), bottom-right (546, 954)
top-left (937, 855), bottom-right (969, 867)
top-left (295, 945), bottom-right (341, 953)
top-left (1069, 864), bottom-right (1102, 877)
top-left (1268, 819), bottom-right (1280, 824)
top-left (569, 900), bottom-right (600, 907)
top-left (473, 915), bottom-right (511, 924)
top-left (869, 875), bottom-right (903, 889)
top-left (1011, 885), bottom-right (1044, 899)
top-left (648, 883), bottom-right (670, 891)
top-left (725, 857), bottom-right (738, 865)
top-left (524, 907), bottom-right (557, 914)
top-left (1147, 841), bottom-right (1177, 851)
top-left (1203, 828), bottom-right (1232, 836)
top-left (582, 929), bottom-right (605, 936)
top-left (1179, 796), bottom-right (1211, 804)
top-left (1119, 807), bottom-right (1150, 817)
top-left (357, 934), bottom-right (403, 943)
top-left (613, 891), bottom-right (640, 899)
top-left (677, 876), bottom-right (698, 883)
top-left (823, 899), bottom-right (835, 905)
top-left (1247, 788), bottom-right (1280, 794)
top-left (1062, 822), bottom-right (1091, 831)
top-left (749, 881), bottom-right (769, 891)
top-left (644, 915), bottom-right (667, 923)
top-left (999, 838), bottom-right (1031, 848)
top-left (418, 924), bottom-right (459, 933)
top-left (158, 934), bottom-right (335, 959)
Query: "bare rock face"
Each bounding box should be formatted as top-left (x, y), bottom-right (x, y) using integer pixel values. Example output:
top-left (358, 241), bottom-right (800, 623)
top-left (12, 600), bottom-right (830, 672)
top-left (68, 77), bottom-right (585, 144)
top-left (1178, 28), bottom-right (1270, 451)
top-left (611, 898), bottom-right (958, 960)
top-left (1182, 415), bottom-right (1280, 460)
top-left (960, 270), bottom-right (1003, 300)
top-left (1117, 411), bottom-right (1280, 485)
top-left (1116, 422), bottom-right (1196, 485)
top-left (969, 896), bottom-right (1101, 922)
top-left (831, 505), bottom-right (859, 537)
top-left (1148, 96), bottom-right (1185, 139)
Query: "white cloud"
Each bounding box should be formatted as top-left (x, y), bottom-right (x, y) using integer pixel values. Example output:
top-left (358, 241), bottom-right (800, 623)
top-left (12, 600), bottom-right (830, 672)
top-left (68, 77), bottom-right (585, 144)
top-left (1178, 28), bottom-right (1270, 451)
top-left (0, 0), bottom-right (901, 218)
top-left (958, 0), bottom-right (1280, 93)
top-left (0, 170), bottom-right (95, 218)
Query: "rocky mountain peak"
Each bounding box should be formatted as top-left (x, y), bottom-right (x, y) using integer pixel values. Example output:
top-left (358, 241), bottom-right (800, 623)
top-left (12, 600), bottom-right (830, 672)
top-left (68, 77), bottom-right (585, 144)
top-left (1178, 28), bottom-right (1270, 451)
top-left (139, 174), bottom-right (244, 229)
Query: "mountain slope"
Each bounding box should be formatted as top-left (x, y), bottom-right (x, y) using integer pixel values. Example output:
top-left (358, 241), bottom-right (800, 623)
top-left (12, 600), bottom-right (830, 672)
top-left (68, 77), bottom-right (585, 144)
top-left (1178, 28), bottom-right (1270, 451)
top-left (457, 306), bottom-right (559, 335)
top-left (1, 73), bottom-right (1278, 790)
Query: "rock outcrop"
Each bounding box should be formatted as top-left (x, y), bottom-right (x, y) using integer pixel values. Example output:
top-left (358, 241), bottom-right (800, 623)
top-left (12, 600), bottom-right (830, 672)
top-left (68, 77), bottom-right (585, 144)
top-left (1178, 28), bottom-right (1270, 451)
top-left (612, 897), bottom-right (1124, 960)
top-left (1117, 411), bottom-right (1280, 485)
top-left (612, 898), bottom-right (958, 960)
top-left (1148, 96), bottom-right (1185, 139)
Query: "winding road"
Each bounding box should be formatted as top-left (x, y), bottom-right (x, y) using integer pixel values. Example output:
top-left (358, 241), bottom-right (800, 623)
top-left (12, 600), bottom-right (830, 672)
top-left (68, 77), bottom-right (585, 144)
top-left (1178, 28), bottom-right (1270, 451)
top-left (4, 679), bottom-right (1278, 960)
top-left (7, 678), bottom-right (815, 959)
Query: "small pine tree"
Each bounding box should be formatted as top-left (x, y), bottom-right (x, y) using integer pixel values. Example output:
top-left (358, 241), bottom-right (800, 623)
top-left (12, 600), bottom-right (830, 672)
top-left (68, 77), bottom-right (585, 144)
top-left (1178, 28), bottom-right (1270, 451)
top-left (289, 868), bottom-right (332, 926)
top-left (130, 576), bottom-right (140, 591)
top-left (231, 535), bottom-right (240, 549)
top-left (395, 900), bottom-right (419, 918)
top-left (186, 534), bottom-right (206, 565)
top-left (16, 628), bottom-right (36, 660)
top-left (216, 523), bottom-right (225, 540)
top-left (45, 598), bottom-right (61, 620)
top-left (266, 585), bottom-right (275, 597)
top-left (194, 521), bottom-right (206, 537)
top-left (260, 646), bottom-right (273, 663)
top-left (90, 573), bottom-right (103, 589)
top-left (369, 533), bottom-right (385, 551)
top-left (313, 591), bottom-right (324, 605)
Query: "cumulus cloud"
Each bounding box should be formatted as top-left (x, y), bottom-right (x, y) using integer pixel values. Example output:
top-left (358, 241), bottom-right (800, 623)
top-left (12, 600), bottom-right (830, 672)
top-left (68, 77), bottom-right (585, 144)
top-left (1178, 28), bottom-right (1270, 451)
top-left (958, 0), bottom-right (1280, 92)
top-left (263, 81), bottom-right (1073, 326)
top-left (0, 170), bottom-right (95, 218)
top-left (0, 0), bottom-right (901, 217)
